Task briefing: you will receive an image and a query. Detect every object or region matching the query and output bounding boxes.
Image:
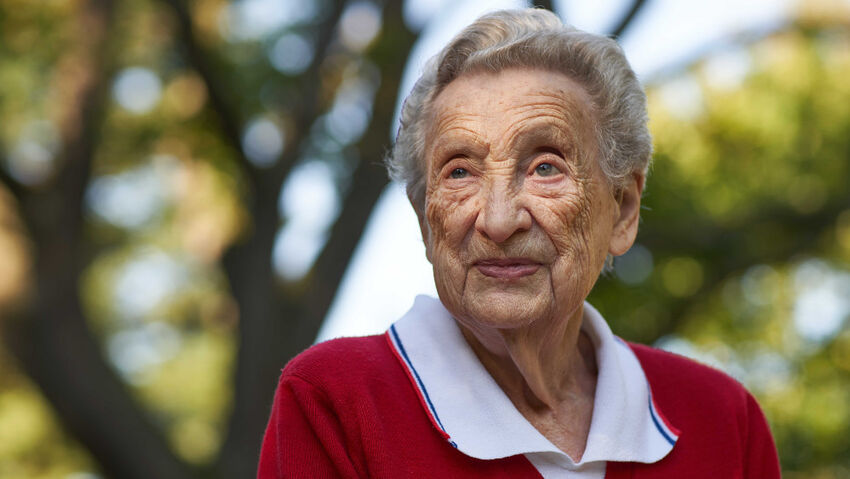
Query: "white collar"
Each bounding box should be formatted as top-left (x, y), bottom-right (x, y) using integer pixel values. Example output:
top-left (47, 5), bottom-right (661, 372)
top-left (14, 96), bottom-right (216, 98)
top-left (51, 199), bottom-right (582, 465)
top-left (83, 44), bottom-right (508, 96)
top-left (386, 295), bottom-right (679, 467)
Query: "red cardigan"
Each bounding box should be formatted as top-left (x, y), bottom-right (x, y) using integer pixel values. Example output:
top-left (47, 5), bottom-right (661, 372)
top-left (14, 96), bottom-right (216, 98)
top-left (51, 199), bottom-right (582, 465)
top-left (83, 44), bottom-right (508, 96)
top-left (258, 334), bottom-right (780, 478)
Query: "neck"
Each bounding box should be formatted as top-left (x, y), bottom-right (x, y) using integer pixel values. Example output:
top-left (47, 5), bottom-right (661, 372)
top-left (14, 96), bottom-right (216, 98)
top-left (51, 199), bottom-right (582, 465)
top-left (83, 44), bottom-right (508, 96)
top-left (457, 303), bottom-right (598, 458)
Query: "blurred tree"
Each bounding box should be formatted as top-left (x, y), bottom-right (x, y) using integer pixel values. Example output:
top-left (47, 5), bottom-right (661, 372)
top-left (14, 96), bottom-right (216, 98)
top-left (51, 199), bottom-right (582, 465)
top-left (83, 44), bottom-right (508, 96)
top-left (1, 0), bottom-right (848, 478)
top-left (589, 4), bottom-right (850, 477)
top-left (2, 0), bottom-right (649, 477)
top-left (0, 0), bottom-right (422, 476)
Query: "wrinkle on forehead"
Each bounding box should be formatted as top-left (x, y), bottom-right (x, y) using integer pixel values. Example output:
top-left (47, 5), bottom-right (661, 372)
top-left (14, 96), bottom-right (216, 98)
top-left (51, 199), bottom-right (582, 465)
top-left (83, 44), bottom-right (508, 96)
top-left (429, 68), bottom-right (598, 124)
top-left (425, 69), bottom-right (601, 177)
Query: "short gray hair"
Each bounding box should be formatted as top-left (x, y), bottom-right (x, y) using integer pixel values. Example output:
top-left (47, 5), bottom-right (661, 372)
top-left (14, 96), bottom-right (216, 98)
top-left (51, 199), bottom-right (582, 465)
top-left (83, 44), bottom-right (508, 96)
top-left (385, 8), bottom-right (652, 211)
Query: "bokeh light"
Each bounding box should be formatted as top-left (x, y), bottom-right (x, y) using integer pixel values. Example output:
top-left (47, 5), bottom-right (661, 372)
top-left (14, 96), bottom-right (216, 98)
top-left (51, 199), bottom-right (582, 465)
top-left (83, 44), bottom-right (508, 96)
top-left (269, 33), bottom-right (314, 75)
top-left (339, 1), bottom-right (382, 52)
top-left (242, 116), bottom-right (285, 167)
top-left (6, 120), bottom-right (60, 185)
top-left (614, 243), bottom-right (654, 285)
top-left (112, 67), bottom-right (163, 114)
top-left (274, 160), bottom-right (339, 280)
top-left (86, 156), bottom-right (177, 229)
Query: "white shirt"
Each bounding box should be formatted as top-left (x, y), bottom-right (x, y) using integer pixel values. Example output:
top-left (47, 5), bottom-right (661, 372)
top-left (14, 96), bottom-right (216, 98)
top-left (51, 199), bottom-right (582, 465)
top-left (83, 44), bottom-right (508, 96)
top-left (386, 295), bottom-right (679, 478)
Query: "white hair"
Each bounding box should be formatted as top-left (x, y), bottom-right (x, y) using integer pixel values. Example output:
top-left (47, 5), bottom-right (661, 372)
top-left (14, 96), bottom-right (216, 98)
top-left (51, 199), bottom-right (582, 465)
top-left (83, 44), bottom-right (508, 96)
top-left (385, 8), bottom-right (652, 211)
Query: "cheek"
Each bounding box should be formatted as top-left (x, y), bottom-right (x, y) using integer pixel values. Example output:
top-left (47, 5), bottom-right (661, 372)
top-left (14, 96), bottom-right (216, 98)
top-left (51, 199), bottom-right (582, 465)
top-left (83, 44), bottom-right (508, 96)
top-left (425, 187), bottom-right (479, 249)
top-left (530, 189), bottom-right (586, 253)
top-left (425, 189), bottom-right (481, 293)
top-left (423, 194), bottom-right (474, 314)
top-left (532, 185), bottom-right (607, 298)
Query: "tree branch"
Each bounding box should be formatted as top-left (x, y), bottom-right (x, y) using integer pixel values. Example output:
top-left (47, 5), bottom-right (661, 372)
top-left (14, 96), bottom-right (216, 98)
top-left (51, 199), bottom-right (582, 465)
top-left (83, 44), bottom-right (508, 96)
top-left (31, 0), bottom-right (117, 240)
top-left (0, 162), bottom-right (25, 201)
top-left (162, 0), bottom-right (346, 204)
top-left (163, 0), bottom-right (262, 191)
top-left (4, 308), bottom-right (197, 479)
top-left (4, 1), bottom-right (198, 478)
top-left (214, 2), bottom-right (417, 476)
top-left (268, 1), bottom-right (347, 189)
top-left (301, 0), bottom-right (416, 346)
top-left (210, 1), bottom-right (347, 476)
top-left (609, 0), bottom-right (648, 38)
top-left (534, 0), bottom-right (555, 14)
top-left (633, 191), bottom-right (850, 342)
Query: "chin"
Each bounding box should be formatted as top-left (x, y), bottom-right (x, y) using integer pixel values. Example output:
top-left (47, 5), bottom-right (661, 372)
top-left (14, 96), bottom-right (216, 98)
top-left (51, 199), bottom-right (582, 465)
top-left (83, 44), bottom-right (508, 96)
top-left (460, 289), bottom-right (552, 330)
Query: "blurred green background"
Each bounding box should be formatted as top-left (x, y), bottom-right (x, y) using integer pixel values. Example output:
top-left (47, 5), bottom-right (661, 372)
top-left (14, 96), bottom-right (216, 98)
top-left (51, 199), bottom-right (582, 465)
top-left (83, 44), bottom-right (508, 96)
top-left (0, 0), bottom-right (848, 477)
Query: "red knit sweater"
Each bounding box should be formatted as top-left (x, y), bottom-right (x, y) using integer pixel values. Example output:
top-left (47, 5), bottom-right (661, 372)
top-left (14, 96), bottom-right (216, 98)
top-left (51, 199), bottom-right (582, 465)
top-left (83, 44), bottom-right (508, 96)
top-left (258, 334), bottom-right (780, 478)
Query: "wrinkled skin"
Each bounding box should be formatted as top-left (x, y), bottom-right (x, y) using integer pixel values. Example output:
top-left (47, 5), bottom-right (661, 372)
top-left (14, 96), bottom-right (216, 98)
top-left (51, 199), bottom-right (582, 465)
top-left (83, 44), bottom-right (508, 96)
top-left (415, 68), bottom-right (644, 459)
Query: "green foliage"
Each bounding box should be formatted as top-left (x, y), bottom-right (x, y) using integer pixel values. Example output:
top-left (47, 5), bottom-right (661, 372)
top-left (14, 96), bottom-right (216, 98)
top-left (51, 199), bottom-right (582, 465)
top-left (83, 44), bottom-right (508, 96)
top-left (1, 0), bottom-right (848, 476)
top-left (590, 23), bottom-right (850, 476)
top-left (1, 0), bottom-right (404, 476)
top-left (0, 348), bottom-right (96, 478)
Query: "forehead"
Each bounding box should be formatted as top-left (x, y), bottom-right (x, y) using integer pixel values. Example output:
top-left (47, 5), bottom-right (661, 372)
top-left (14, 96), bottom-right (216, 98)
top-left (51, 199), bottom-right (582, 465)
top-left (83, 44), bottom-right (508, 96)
top-left (427, 68), bottom-right (596, 131)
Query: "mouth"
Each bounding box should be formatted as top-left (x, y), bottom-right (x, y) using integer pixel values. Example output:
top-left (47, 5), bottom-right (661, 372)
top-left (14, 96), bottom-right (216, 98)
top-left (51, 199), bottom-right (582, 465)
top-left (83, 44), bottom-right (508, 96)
top-left (474, 258), bottom-right (542, 279)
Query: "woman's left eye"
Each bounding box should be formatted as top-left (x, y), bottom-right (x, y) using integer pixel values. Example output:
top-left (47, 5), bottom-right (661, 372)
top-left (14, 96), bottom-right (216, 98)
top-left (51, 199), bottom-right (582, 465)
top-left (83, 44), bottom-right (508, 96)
top-left (533, 163), bottom-right (561, 177)
top-left (450, 167), bottom-right (468, 179)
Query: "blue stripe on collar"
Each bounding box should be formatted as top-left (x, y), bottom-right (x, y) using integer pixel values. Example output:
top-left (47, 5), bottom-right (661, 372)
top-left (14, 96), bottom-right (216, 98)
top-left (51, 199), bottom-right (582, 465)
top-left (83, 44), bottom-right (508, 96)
top-left (649, 388), bottom-right (678, 446)
top-left (388, 324), bottom-right (457, 447)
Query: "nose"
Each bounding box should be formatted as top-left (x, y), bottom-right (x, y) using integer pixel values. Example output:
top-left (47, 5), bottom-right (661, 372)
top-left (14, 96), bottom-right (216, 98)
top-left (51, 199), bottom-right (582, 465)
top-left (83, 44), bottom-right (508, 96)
top-left (474, 179), bottom-right (532, 243)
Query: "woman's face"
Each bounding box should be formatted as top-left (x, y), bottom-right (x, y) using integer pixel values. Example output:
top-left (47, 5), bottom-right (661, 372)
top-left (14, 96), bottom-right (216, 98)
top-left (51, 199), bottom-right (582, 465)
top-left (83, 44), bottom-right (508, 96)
top-left (420, 68), bottom-right (636, 334)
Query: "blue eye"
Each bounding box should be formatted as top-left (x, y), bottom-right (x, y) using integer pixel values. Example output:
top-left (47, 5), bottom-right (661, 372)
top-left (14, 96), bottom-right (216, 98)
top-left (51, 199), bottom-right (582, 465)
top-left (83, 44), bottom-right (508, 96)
top-left (450, 168), bottom-right (468, 179)
top-left (534, 163), bottom-right (560, 177)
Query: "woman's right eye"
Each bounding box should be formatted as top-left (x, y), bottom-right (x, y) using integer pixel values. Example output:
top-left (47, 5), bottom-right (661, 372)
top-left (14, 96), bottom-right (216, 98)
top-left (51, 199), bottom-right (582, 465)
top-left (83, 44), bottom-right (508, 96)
top-left (449, 167), bottom-right (468, 179)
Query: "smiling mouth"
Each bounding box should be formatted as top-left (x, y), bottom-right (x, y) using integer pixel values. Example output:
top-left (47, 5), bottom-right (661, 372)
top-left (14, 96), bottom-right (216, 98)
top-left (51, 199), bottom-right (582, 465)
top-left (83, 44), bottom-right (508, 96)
top-left (474, 258), bottom-right (542, 279)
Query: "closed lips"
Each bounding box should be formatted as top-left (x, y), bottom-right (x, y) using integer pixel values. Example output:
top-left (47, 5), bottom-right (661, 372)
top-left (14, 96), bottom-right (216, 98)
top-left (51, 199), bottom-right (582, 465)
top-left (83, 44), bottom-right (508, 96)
top-left (474, 258), bottom-right (541, 278)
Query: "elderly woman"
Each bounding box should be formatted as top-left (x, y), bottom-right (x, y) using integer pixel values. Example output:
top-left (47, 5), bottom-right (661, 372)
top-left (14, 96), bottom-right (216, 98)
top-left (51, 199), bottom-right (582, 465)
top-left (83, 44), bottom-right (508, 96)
top-left (259, 9), bottom-right (780, 479)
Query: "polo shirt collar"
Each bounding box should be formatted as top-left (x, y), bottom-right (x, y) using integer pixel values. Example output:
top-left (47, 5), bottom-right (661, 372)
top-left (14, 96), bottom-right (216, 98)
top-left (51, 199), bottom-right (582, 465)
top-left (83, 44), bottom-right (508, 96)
top-left (386, 295), bottom-right (679, 466)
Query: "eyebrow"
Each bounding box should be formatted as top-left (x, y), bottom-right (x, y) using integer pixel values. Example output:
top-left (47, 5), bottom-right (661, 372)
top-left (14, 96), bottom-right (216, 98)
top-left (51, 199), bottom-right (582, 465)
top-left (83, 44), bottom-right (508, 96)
top-left (428, 126), bottom-right (490, 160)
top-left (503, 118), bottom-right (580, 156)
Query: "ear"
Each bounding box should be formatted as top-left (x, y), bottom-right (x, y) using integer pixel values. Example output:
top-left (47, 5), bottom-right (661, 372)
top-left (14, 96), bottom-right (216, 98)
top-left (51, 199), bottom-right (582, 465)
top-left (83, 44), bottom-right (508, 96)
top-left (608, 173), bottom-right (645, 256)
top-left (409, 192), bottom-right (433, 264)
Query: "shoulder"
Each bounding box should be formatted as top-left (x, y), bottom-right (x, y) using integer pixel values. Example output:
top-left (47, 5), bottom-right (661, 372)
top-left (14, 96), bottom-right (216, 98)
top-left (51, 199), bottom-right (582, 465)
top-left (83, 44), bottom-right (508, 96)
top-left (280, 334), bottom-right (401, 391)
top-left (625, 343), bottom-right (780, 476)
top-left (629, 343), bottom-right (770, 453)
top-left (627, 342), bottom-right (748, 400)
top-left (627, 341), bottom-right (755, 420)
